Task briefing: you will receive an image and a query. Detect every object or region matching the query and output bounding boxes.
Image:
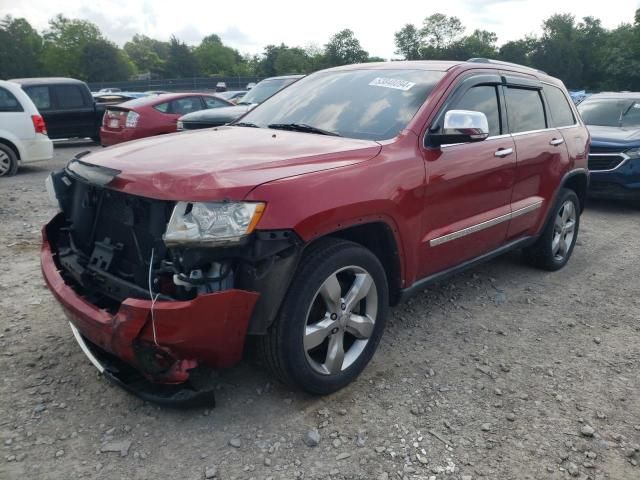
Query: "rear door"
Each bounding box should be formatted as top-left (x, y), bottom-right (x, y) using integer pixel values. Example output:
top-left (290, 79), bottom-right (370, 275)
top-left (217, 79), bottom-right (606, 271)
top-left (23, 85), bottom-right (56, 136)
top-left (157, 96), bottom-right (205, 133)
top-left (51, 84), bottom-right (96, 139)
top-left (502, 76), bottom-right (571, 239)
top-left (0, 86), bottom-right (32, 141)
top-left (419, 74), bottom-right (517, 277)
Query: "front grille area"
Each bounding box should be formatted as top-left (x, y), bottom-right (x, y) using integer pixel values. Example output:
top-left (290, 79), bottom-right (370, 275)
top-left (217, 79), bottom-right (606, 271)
top-left (53, 179), bottom-right (175, 304)
top-left (588, 154), bottom-right (626, 171)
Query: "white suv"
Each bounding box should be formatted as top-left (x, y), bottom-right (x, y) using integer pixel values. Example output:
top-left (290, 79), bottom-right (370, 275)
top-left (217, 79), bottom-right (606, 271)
top-left (0, 80), bottom-right (53, 177)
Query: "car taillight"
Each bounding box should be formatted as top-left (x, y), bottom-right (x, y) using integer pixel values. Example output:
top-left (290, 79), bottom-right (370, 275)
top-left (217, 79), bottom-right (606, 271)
top-left (125, 111), bottom-right (140, 128)
top-left (31, 115), bottom-right (47, 135)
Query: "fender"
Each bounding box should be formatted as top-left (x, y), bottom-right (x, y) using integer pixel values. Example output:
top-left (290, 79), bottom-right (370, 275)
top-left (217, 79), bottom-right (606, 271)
top-left (537, 168), bottom-right (589, 236)
top-left (0, 130), bottom-right (25, 161)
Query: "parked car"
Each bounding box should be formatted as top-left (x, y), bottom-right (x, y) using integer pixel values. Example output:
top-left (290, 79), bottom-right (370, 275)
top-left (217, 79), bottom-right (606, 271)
top-left (178, 75), bottom-right (302, 130)
top-left (100, 93), bottom-right (233, 146)
top-left (11, 77), bottom-right (106, 141)
top-left (93, 92), bottom-right (149, 105)
top-left (43, 59), bottom-right (589, 405)
top-left (98, 88), bottom-right (121, 93)
top-left (216, 90), bottom-right (248, 103)
top-left (578, 92), bottom-right (640, 200)
top-left (215, 82), bottom-right (227, 92)
top-left (0, 80), bottom-right (53, 177)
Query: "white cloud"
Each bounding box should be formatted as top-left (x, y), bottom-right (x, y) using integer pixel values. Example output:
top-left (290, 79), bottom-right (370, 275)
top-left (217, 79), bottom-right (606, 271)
top-left (0, 0), bottom-right (637, 57)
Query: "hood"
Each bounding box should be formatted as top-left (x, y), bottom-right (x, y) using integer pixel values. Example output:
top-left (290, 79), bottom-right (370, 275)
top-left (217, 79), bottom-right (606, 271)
top-left (587, 125), bottom-right (640, 149)
top-left (83, 126), bottom-right (381, 201)
top-left (179, 105), bottom-right (253, 125)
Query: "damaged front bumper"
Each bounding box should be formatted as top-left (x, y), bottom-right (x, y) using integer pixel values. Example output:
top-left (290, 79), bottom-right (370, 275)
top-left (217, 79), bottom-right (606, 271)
top-left (41, 224), bottom-right (259, 407)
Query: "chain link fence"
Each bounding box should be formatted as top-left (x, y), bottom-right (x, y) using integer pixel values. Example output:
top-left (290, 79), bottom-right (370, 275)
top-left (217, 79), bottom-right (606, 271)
top-left (88, 76), bottom-right (263, 92)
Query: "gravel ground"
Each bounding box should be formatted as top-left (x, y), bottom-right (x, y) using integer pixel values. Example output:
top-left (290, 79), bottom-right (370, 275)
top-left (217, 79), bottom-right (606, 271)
top-left (1, 141), bottom-right (639, 480)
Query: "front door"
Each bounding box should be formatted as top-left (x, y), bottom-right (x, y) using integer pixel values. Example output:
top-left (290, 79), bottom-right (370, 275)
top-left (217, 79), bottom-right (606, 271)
top-left (419, 77), bottom-right (517, 278)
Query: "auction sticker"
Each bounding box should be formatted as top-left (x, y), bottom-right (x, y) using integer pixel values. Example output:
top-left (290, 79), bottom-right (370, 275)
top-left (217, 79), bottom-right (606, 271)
top-left (369, 77), bottom-right (416, 91)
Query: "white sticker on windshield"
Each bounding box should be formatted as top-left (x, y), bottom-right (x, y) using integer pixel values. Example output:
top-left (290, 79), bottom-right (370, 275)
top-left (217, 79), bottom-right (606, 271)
top-left (369, 77), bottom-right (416, 91)
top-left (634, 103), bottom-right (640, 109)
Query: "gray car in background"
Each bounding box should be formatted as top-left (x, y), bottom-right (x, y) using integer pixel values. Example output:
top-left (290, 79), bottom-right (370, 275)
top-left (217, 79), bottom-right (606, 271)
top-left (177, 75), bottom-right (303, 130)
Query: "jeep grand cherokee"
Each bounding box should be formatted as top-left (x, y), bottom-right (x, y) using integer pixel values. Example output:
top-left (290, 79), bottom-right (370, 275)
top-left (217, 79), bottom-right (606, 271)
top-left (42, 59), bottom-right (589, 406)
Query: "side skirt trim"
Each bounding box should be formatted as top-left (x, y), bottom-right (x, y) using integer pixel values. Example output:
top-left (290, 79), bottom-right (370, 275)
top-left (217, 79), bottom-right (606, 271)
top-left (399, 236), bottom-right (535, 302)
top-left (429, 201), bottom-right (543, 247)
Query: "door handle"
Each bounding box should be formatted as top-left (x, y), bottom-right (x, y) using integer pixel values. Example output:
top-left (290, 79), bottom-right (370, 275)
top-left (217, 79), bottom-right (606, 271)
top-left (494, 147), bottom-right (513, 157)
top-left (550, 138), bottom-right (565, 146)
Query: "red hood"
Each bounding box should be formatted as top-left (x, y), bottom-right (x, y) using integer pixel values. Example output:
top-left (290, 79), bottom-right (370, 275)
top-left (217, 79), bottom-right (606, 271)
top-left (85, 126), bottom-right (381, 201)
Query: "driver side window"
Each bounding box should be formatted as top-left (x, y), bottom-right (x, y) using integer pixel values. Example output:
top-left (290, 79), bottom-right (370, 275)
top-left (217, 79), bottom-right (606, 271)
top-left (450, 85), bottom-right (501, 137)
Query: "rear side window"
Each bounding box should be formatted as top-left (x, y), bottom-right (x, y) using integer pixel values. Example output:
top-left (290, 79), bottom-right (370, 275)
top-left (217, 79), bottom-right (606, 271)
top-left (0, 87), bottom-right (23, 112)
top-left (544, 85), bottom-right (576, 127)
top-left (203, 97), bottom-right (228, 109)
top-left (154, 102), bottom-right (169, 113)
top-left (505, 87), bottom-right (546, 133)
top-left (170, 97), bottom-right (203, 115)
top-left (451, 85), bottom-right (501, 136)
top-left (55, 85), bottom-right (85, 108)
top-left (24, 86), bottom-right (51, 111)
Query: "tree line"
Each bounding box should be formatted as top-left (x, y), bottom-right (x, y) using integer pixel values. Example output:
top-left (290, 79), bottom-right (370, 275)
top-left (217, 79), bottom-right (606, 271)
top-left (1, 10), bottom-right (640, 90)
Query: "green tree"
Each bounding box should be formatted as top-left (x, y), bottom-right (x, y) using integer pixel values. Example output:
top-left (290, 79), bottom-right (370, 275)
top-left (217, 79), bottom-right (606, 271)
top-left (420, 13), bottom-right (464, 50)
top-left (394, 24), bottom-right (421, 60)
top-left (194, 34), bottom-right (244, 76)
top-left (0, 16), bottom-right (43, 78)
top-left (448, 29), bottom-right (498, 60)
top-left (324, 29), bottom-right (368, 66)
top-left (530, 14), bottom-right (583, 88)
top-left (124, 34), bottom-right (168, 77)
top-left (82, 39), bottom-right (135, 82)
top-left (41, 14), bottom-right (101, 77)
top-left (164, 35), bottom-right (198, 78)
top-left (499, 37), bottom-right (538, 66)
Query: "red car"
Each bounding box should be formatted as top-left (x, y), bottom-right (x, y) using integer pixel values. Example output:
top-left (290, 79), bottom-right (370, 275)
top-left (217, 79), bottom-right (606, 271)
top-left (43, 59), bottom-right (589, 406)
top-left (99, 93), bottom-right (232, 146)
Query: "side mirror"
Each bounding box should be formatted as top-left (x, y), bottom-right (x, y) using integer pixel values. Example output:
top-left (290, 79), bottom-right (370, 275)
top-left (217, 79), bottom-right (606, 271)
top-left (429, 110), bottom-right (490, 147)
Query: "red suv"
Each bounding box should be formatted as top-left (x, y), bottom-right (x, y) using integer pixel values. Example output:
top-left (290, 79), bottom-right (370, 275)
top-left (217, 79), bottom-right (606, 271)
top-left (43, 59), bottom-right (589, 406)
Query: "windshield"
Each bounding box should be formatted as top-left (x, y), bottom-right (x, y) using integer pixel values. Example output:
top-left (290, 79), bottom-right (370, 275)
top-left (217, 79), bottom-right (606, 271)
top-left (578, 98), bottom-right (640, 127)
top-left (238, 78), bottom-right (298, 105)
top-left (241, 69), bottom-right (445, 141)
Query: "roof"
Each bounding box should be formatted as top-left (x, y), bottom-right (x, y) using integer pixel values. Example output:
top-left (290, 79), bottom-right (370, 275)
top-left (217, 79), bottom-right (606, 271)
top-left (584, 92), bottom-right (640, 99)
top-left (262, 74), bottom-right (305, 81)
top-left (322, 59), bottom-right (560, 84)
top-left (9, 77), bottom-right (87, 86)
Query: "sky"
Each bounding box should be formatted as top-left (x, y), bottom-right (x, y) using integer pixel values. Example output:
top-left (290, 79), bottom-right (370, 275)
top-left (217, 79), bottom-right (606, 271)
top-left (0, 0), bottom-right (638, 58)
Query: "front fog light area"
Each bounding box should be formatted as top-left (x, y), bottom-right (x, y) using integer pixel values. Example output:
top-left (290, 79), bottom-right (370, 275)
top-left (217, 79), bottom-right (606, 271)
top-left (164, 201), bottom-right (265, 246)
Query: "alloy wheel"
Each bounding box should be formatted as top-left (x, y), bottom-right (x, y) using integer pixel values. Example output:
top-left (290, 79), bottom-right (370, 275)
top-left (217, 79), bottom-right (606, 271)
top-left (552, 200), bottom-right (577, 261)
top-left (0, 150), bottom-right (10, 176)
top-left (303, 266), bottom-right (378, 375)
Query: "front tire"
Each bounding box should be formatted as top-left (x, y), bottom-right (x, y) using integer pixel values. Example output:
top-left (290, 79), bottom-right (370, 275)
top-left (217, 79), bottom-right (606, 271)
top-left (258, 238), bottom-right (389, 395)
top-left (0, 144), bottom-right (18, 177)
top-left (523, 188), bottom-right (580, 271)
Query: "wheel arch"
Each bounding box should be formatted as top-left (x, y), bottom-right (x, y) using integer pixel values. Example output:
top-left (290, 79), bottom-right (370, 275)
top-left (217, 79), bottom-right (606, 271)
top-left (0, 135), bottom-right (22, 161)
top-left (310, 221), bottom-right (403, 306)
top-left (561, 168), bottom-right (589, 213)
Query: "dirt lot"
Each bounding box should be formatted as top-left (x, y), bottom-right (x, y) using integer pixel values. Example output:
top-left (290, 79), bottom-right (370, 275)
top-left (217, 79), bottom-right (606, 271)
top-left (1, 142), bottom-right (639, 480)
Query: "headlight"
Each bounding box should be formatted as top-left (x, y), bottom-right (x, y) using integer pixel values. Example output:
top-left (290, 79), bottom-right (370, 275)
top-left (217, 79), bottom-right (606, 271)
top-left (164, 201), bottom-right (265, 247)
top-left (176, 120), bottom-right (184, 131)
top-left (624, 147), bottom-right (640, 159)
top-left (45, 174), bottom-right (60, 209)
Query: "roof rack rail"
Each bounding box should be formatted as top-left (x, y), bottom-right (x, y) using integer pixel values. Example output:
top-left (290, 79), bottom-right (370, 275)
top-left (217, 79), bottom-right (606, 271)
top-left (467, 58), bottom-right (547, 75)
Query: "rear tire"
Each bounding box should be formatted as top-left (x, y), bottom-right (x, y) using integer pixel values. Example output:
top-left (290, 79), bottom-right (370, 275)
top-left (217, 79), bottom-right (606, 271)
top-left (523, 188), bottom-right (580, 271)
top-left (0, 144), bottom-right (18, 177)
top-left (258, 238), bottom-right (389, 395)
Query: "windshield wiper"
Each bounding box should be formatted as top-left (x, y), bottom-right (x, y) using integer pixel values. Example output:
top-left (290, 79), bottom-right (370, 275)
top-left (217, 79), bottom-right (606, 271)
top-left (618, 101), bottom-right (637, 127)
top-left (268, 123), bottom-right (341, 137)
top-left (233, 121), bottom-right (260, 128)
